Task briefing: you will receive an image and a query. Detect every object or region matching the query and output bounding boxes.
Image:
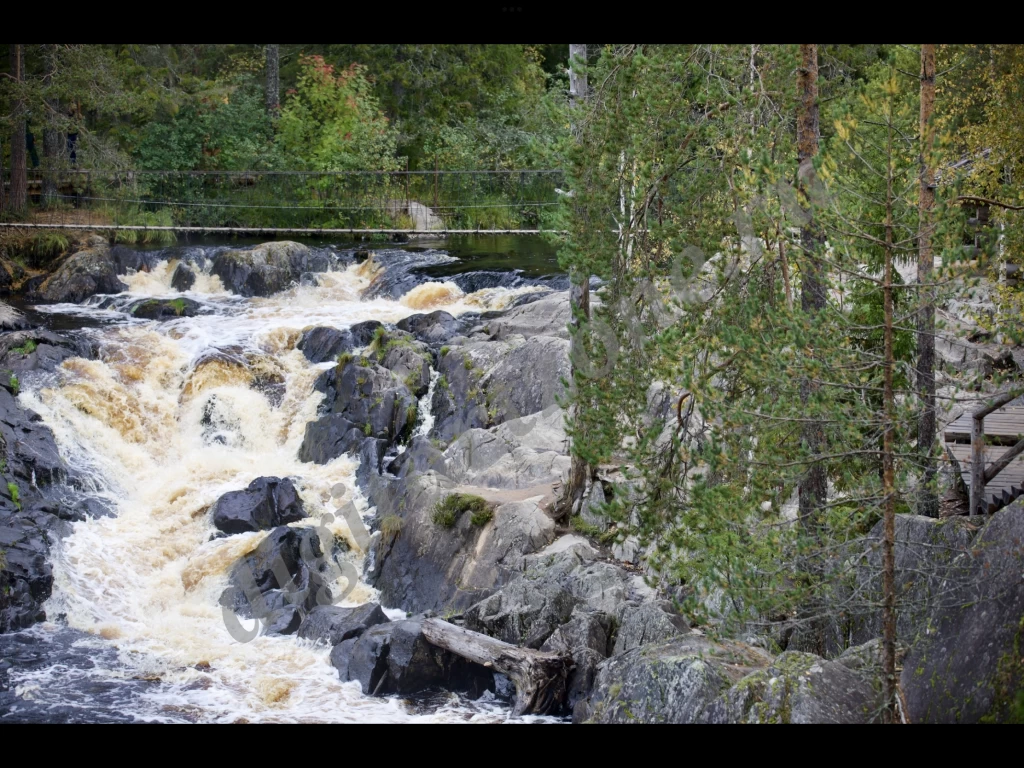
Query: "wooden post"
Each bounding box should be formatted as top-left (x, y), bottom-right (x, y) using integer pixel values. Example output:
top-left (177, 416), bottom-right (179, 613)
top-left (971, 412), bottom-right (986, 516)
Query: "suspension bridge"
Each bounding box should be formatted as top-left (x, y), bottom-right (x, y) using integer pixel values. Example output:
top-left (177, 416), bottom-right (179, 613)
top-left (0, 168), bottom-right (568, 236)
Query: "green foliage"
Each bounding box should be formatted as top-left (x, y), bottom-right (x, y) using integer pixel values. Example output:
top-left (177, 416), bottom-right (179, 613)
top-left (277, 56), bottom-right (398, 173)
top-left (380, 514), bottom-right (404, 547)
top-left (570, 515), bottom-right (603, 538)
top-left (337, 352), bottom-right (354, 368)
top-left (8, 374), bottom-right (18, 396)
top-left (10, 339), bottom-right (37, 356)
top-left (7, 481), bottom-right (19, 510)
top-left (440, 346), bottom-right (450, 357)
top-left (31, 233), bottom-right (70, 261)
top-left (431, 493), bottom-right (490, 528)
top-left (363, 421), bottom-right (373, 437)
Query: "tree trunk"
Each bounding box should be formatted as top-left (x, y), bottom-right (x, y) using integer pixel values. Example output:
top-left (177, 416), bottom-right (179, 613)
top-left (880, 102), bottom-right (899, 725)
top-left (563, 43), bottom-right (592, 519)
top-left (42, 44), bottom-right (64, 208)
top-left (265, 44), bottom-right (280, 117)
top-left (420, 618), bottom-right (570, 716)
top-left (796, 44), bottom-right (827, 547)
top-left (916, 44), bottom-right (938, 518)
top-left (7, 44), bottom-right (28, 215)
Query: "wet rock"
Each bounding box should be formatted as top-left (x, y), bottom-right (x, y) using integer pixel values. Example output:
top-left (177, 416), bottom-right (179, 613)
top-left (211, 241), bottom-right (336, 297)
top-left (298, 327), bottom-right (355, 364)
top-left (37, 237), bottom-right (127, 303)
top-left (218, 525), bottom-right (348, 622)
top-left (0, 258), bottom-right (26, 297)
top-left (702, 649), bottom-right (882, 724)
top-left (332, 616), bottom-right (493, 698)
top-left (298, 358), bottom-right (417, 464)
top-left (210, 476), bottom-right (306, 535)
top-left (379, 336), bottom-right (432, 398)
top-left (0, 302), bottom-right (29, 331)
top-left (126, 297), bottom-right (203, 320)
top-left (170, 262), bottom-right (196, 292)
top-left (296, 603), bottom-right (389, 646)
top-left (385, 435), bottom-right (447, 478)
top-left (428, 338), bottom-right (518, 442)
top-left (573, 634), bottom-right (771, 724)
top-left (359, 250), bottom-right (458, 301)
top-left (263, 606), bottom-right (303, 636)
top-left (0, 328), bottom-right (92, 375)
top-left (900, 504), bottom-right (1024, 723)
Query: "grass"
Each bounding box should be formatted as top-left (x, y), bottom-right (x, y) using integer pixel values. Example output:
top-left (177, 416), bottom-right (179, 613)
top-left (363, 421), bottom-right (373, 436)
top-left (0, 549), bottom-right (6, 571)
top-left (7, 481), bottom-right (20, 510)
top-left (31, 232), bottom-right (70, 261)
top-left (440, 346), bottom-right (450, 357)
top-left (431, 493), bottom-right (491, 529)
top-left (369, 326), bottom-right (389, 359)
top-left (406, 403), bottom-right (418, 426)
top-left (337, 352), bottom-right (354, 368)
top-left (357, 357), bottom-right (372, 368)
top-left (10, 339), bottom-right (37, 356)
top-left (380, 514), bottom-right (404, 546)
top-left (463, 356), bottom-right (474, 371)
top-left (8, 374), bottom-right (18, 396)
top-left (571, 515), bottom-right (604, 538)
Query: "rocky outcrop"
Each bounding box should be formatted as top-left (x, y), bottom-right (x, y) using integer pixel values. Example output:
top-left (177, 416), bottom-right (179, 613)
top-left (0, 302), bottom-right (29, 331)
top-left (574, 634), bottom-right (771, 723)
top-left (37, 236), bottom-right (127, 303)
top-left (485, 292), bottom-right (572, 341)
top-left (900, 504), bottom-right (1024, 723)
top-left (364, 471), bottom-right (555, 615)
top-left (210, 477), bottom-right (306, 535)
top-left (0, 324), bottom-right (106, 633)
top-left (211, 241), bottom-right (341, 297)
top-left (298, 357), bottom-right (418, 464)
top-left (396, 310), bottom-right (467, 347)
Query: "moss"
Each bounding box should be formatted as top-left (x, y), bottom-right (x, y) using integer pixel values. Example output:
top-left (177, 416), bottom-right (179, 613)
top-left (431, 493), bottom-right (491, 529)
top-left (357, 356), bottom-right (372, 367)
top-left (440, 346), bottom-right (450, 357)
top-left (363, 421), bottom-right (373, 436)
top-left (7, 481), bottom-right (19, 510)
top-left (10, 339), bottom-right (37, 356)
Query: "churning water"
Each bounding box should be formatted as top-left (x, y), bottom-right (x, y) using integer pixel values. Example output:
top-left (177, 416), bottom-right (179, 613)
top-left (3, 245), bottom-right (556, 723)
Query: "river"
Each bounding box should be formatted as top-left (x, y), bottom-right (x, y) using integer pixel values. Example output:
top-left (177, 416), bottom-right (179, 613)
top-left (0, 236), bottom-right (562, 723)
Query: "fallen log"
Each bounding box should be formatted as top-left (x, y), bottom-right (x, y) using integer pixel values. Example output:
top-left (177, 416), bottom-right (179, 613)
top-left (421, 617), bottom-right (571, 716)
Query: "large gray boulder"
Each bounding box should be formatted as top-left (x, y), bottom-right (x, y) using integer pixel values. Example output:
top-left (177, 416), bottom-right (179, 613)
top-left (900, 504), bottom-right (1024, 723)
top-left (296, 603), bottom-right (389, 646)
top-left (211, 241), bottom-right (336, 297)
top-left (38, 237), bottom-right (127, 303)
top-left (365, 471), bottom-right (555, 615)
top-left (428, 339), bottom-right (518, 442)
top-left (573, 634), bottom-right (771, 724)
top-left (483, 335), bottom-right (570, 424)
top-left (486, 293), bottom-right (571, 341)
top-left (443, 420), bottom-right (570, 491)
top-left (703, 649), bottom-right (882, 724)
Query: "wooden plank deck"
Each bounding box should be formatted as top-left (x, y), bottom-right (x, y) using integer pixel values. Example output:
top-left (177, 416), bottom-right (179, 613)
top-left (944, 402), bottom-right (1024, 514)
top-left (944, 406), bottom-right (1024, 445)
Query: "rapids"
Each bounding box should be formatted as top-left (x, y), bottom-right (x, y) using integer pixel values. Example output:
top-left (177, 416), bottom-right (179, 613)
top-left (4, 245), bottom-right (557, 723)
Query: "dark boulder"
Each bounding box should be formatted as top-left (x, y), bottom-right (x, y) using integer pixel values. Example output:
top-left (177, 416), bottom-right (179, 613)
top-left (127, 297), bottom-right (203, 320)
top-left (296, 603), bottom-right (389, 646)
top-left (171, 263), bottom-right (196, 292)
top-left (37, 237), bottom-right (127, 303)
top-left (385, 436), bottom-right (447, 478)
top-left (298, 327), bottom-right (355, 364)
top-left (263, 606), bottom-right (303, 636)
top-left (210, 241), bottom-right (338, 298)
top-left (210, 476), bottom-right (306, 535)
top-left (218, 525), bottom-right (348, 622)
top-left (0, 329), bottom-right (93, 376)
top-left (298, 358), bottom-right (417, 464)
top-left (330, 616), bottom-right (493, 698)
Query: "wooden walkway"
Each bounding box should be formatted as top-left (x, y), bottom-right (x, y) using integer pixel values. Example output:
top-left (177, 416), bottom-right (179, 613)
top-left (945, 406), bottom-right (1024, 514)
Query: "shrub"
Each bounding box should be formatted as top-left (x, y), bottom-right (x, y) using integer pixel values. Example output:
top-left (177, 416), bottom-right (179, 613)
top-left (338, 352), bottom-right (354, 368)
top-left (431, 493), bottom-right (490, 528)
top-left (7, 482), bottom-right (19, 510)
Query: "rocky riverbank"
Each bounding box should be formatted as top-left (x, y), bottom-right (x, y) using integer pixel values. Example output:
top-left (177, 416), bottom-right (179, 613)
top-left (1, 235), bottom-right (1021, 723)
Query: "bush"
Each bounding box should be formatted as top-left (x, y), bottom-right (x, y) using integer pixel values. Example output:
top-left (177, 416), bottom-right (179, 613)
top-left (431, 493), bottom-right (490, 528)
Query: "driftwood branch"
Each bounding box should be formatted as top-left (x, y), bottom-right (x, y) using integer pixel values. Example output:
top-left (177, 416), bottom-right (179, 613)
top-left (421, 618), bottom-right (570, 716)
top-left (956, 195), bottom-right (1024, 212)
